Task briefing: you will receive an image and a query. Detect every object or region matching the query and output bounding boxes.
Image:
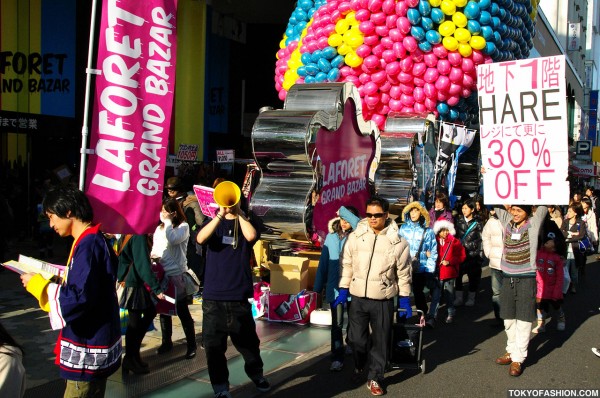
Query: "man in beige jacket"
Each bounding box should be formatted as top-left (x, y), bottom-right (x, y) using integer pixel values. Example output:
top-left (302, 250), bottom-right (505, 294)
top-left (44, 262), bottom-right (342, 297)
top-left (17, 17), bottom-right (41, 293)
top-left (336, 196), bottom-right (411, 396)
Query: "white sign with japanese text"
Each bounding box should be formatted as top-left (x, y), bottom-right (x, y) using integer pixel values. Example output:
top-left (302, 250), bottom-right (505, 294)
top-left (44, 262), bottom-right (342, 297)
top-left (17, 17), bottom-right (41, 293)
top-left (478, 55), bottom-right (569, 205)
top-left (216, 149), bottom-right (235, 163)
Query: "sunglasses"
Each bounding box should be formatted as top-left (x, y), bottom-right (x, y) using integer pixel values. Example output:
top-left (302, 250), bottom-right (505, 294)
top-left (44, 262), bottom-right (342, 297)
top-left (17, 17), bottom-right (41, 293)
top-left (366, 212), bottom-right (385, 219)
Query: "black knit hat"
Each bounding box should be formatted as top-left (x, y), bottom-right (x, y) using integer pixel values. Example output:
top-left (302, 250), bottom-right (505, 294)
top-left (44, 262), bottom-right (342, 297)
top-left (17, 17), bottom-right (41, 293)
top-left (512, 204), bottom-right (532, 216)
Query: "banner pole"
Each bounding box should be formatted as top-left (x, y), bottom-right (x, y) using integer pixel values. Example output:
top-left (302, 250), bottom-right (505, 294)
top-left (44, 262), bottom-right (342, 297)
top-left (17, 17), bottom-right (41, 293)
top-left (432, 122), bottom-right (444, 194)
top-left (78, 0), bottom-right (100, 191)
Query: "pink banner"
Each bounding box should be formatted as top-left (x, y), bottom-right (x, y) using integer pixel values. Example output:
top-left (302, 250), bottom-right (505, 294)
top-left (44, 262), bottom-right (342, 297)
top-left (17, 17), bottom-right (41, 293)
top-left (85, 0), bottom-right (178, 234)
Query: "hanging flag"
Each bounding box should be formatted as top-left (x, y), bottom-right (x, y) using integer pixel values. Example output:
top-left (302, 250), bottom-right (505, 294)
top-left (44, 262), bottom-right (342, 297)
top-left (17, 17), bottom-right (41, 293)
top-left (447, 128), bottom-right (477, 204)
top-left (85, 0), bottom-right (178, 234)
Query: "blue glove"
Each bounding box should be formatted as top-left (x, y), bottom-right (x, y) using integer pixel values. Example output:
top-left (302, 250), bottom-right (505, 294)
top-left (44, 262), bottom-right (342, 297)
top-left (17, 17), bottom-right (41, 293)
top-left (332, 288), bottom-right (349, 307)
top-left (397, 296), bottom-right (412, 319)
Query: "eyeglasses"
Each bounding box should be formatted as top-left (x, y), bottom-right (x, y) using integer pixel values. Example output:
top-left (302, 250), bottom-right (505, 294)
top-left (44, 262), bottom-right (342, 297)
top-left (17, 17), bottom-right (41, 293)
top-left (366, 213), bottom-right (385, 219)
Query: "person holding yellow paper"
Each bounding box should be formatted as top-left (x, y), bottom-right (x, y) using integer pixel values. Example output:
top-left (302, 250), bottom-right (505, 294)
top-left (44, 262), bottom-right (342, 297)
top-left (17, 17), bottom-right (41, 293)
top-left (19, 185), bottom-right (121, 398)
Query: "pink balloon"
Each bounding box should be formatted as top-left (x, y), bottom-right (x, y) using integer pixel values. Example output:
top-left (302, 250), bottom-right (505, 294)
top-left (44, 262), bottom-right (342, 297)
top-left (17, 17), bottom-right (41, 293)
top-left (437, 91), bottom-right (448, 101)
top-left (351, 0), bottom-right (363, 10)
top-left (386, 15), bottom-right (399, 28)
top-left (289, 41), bottom-right (298, 51)
top-left (382, 0), bottom-right (396, 14)
top-left (330, 10), bottom-right (341, 23)
top-left (448, 52), bottom-right (462, 66)
top-left (462, 74), bottom-right (475, 89)
top-left (355, 8), bottom-right (371, 21)
top-left (412, 62), bottom-right (426, 77)
top-left (449, 67), bottom-right (464, 83)
top-left (461, 58), bottom-right (475, 73)
top-left (403, 36), bottom-right (418, 53)
top-left (435, 75), bottom-right (451, 92)
top-left (317, 36), bottom-right (329, 49)
top-left (437, 59), bottom-right (451, 75)
top-left (372, 113), bottom-right (386, 128)
top-left (390, 85), bottom-right (402, 99)
top-left (382, 49), bottom-right (396, 63)
top-left (364, 34), bottom-right (379, 46)
top-left (364, 81), bottom-right (379, 95)
top-left (414, 102), bottom-right (426, 112)
top-left (389, 98), bottom-right (403, 111)
top-left (413, 87), bottom-right (425, 102)
top-left (462, 88), bottom-right (472, 98)
top-left (279, 90), bottom-right (287, 101)
top-left (413, 77), bottom-right (425, 87)
top-left (448, 83), bottom-right (462, 95)
top-left (375, 25), bottom-right (389, 36)
top-left (424, 53), bottom-right (438, 68)
top-left (368, 0), bottom-right (383, 12)
top-left (447, 95), bottom-right (460, 106)
top-left (359, 21), bottom-right (376, 35)
top-left (425, 97), bottom-right (437, 111)
top-left (380, 36), bottom-right (394, 49)
top-left (401, 106), bottom-right (415, 113)
top-left (328, 0), bottom-right (340, 10)
top-left (365, 93), bottom-right (381, 108)
top-left (389, 28), bottom-right (404, 42)
top-left (393, 42), bottom-right (407, 58)
top-left (400, 57), bottom-right (413, 72)
top-left (423, 67), bottom-right (440, 83)
top-left (371, 12), bottom-right (386, 25)
top-left (412, 49), bottom-right (424, 62)
top-left (406, 0), bottom-right (419, 7)
top-left (359, 72), bottom-right (372, 84)
top-left (372, 44), bottom-right (384, 57)
top-left (471, 50), bottom-right (484, 64)
top-left (346, 74), bottom-right (360, 84)
top-left (424, 83), bottom-right (437, 99)
top-left (339, 1), bottom-right (352, 13)
top-left (381, 92), bottom-right (390, 104)
top-left (340, 66), bottom-right (354, 77)
top-left (307, 41), bottom-right (319, 52)
top-left (356, 44), bottom-right (372, 58)
top-left (400, 82), bottom-right (414, 94)
top-left (397, 17), bottom-right (412, 35)
top-left (401, 93), bottom-right (415, 106)
top-left (364, 55), bottom-right (380, 69)
top-left (372, 70), bottom-right (387, 84)
top-left (380, 81), bottom-right (391, 92)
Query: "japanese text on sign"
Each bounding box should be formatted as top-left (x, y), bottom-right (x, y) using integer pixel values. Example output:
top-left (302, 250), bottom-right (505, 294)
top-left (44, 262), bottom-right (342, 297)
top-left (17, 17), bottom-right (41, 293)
top-left (216, 149), bottom-right (234, 163)
top-left (177, 144), bottom-right (198, 161)
top-left (478, 55), bottom-right (569, 205)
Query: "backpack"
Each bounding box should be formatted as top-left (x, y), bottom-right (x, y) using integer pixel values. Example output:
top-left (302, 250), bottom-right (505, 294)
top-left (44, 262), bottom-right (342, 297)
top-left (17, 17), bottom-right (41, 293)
top-left (182, 195), bottom-right (205, 229)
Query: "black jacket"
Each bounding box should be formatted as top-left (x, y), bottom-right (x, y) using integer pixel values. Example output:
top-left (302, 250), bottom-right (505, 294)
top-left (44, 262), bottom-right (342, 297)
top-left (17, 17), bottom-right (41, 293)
top-left (455, 216), bottom-right (483, 260)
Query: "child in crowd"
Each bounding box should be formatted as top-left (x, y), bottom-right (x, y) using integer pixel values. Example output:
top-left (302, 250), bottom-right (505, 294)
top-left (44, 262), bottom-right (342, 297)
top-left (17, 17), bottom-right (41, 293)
top-left (313, 206), bottom-right (360, 371)
top-left (433, 220), bottom-right (466, 324)
top-left (532, 232), bottom-right (566, 333)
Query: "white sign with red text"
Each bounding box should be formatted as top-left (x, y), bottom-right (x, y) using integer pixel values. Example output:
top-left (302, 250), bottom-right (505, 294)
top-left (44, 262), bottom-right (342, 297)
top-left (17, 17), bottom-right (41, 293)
top-left (478, 55), bottom-right (569, 205)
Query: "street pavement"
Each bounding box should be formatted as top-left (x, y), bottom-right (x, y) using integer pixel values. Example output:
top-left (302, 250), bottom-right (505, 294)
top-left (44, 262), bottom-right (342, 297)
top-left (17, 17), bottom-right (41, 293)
top-left (2, 236), bottom-right (600, 398)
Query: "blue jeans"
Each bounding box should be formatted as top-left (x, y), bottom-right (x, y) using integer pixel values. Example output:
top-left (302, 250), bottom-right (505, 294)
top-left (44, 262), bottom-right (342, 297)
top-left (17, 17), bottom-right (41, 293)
top-left (413, 272), bottom-right (441, 319)
top-left (490, 268), bottom-right (503, 320)
top-left (440, 278), bottom-right (456, 317)
top-left (330, 302), bottom-right (345, 362)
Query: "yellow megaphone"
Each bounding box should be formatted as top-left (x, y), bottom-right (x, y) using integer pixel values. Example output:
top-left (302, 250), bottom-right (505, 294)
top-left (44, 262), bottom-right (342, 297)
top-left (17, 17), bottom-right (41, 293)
top-left (213, 181), bottom-right (241, 208)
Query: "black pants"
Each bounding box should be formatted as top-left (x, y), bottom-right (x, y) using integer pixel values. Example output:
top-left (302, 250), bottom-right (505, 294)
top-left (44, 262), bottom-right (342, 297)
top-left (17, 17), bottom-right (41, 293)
top-left (126, 306), bottom-right (157, 359)
top-left (159, 298), bottom-right (195, 337)
top-left (348, 296), bottom-right (394, 382)
top-left (202, 300), bottom-right (264, 387)
top-left (412, 272), bottom-right (439, 315)
top-left (455, 258), bottom-right (482, 292)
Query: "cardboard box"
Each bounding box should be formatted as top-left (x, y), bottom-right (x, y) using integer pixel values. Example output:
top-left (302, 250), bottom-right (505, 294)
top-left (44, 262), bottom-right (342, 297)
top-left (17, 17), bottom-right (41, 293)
top-left (269, 256), bottom-right (309, 294)
top-left (297, 250), bottom-right (322, 290)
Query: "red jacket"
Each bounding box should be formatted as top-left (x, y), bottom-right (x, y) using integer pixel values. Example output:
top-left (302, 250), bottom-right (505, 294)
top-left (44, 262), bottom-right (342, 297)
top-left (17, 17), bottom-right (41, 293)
top-left (535, 248), bottom-right (564, 301)
top-left (436, 234), bottom-right (466, 281)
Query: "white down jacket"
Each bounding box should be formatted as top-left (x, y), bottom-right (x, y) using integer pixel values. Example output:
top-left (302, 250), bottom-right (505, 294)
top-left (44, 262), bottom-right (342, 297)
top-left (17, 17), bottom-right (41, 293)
top-left (340, 218), bottom-right (412, 299)
top-left (482, 216), bottom-right (504, 270)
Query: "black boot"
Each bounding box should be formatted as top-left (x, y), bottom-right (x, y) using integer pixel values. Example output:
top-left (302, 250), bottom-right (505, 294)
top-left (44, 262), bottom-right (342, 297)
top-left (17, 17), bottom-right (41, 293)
top-left (157, 315), bottom-right (173, 354)
top-left (122, 355), bottom-right (149, 375)
top-left (183, 324), bottom-right (197, 359)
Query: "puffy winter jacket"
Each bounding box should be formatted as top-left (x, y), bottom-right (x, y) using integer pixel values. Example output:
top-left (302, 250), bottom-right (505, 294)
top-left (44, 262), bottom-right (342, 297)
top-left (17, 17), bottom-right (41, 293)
top-left (455, 216), bottom-right (483, 260)
top-left (482, 216), bottom-right (504, 270)
top-left (340, 219), bottom-right (412, 298)
top-left (436, 234), bottom-right (465, 280)
top-left (535, 248), bottom-right (564, 301)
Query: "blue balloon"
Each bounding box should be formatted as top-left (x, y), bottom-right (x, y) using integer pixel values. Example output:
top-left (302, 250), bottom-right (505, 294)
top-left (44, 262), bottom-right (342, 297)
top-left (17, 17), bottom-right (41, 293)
top-left (449, 109), bottom-right (459, 120)
top-left (322, 46), bottom-right (337, 60)
top-left (305, 64), bottom-right (319, 76)
top-left (331, 54), bottom-right (344, 68)
top-left (484, 41), bottom-right (496, 55)
top-left (479, 0), bottom-right (491, 9)
top-left (301, 52), bottom-right (312, 65)
top-left (407, 9), bottom-right (422, 25)
top-left (494, 31), bottom-right (502, 44)
top-left (481, 25), bottom-right (493, 40)
top-left (418, 0), bottom-right (432, 16)
top-left (418, 41), bottom-right (433, 52)
top-left (295, 9), bottom-right (308, 21)
top-left (317, 58), bottom-right (332, 72)
top-left (327, 68), bottom-right (340, 82)
top-left (311, 50), bottom-right (322, 63)
top-left (464, 2), bottom-right (481, 20)
top-left (305, 75), bottom-right (316, 83)
top-left (315, 71), bottom-right (327, 83)
top-left (492, 16), bottom-right (500, 29)
top-left (430, 8), bottom-right (445, 24)
top-left (421, 17), bottom-right (434, 31)
top-left (299, 0), bottom-right (313, 11)
top-left (499, 23), bottom-right (508, 36)
top-left (308, 8), bottom-right (316, 18)
top-left (411, 26), bottom-right (426, 41)
top-left (490, 3), bottom-right (499, 16)
top-left (426, 29), bottom-right (442, 44)
top-left (467, 20), bottom-right (482, 35)
top-left (437, 103), bottom-right (450, 115)
top-left (479, 11), bottom-right (492, 26)
top-left (297, 66), bottom-right (307, 77)
top-left (286, 27), bottom-right (295, 37)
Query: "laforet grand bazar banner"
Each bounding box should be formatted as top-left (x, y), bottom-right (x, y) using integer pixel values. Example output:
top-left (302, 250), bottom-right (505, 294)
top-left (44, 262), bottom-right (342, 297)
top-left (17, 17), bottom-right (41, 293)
top-left (85, 0), bottom-right (178, 234)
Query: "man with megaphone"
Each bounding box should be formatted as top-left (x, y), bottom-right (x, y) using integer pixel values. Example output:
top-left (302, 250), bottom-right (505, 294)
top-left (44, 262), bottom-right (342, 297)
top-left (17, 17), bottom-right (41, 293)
top-left (196, 181), bottom-right (270, 398)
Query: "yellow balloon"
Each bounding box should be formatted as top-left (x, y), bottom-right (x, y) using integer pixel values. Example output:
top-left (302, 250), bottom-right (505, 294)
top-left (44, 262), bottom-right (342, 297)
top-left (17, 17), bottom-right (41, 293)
top-left (328, 33), bottom-right (343, 47)
top-left (344, 29), bottom-right (364, 48)
top-left (283, 77), bottom-right (295, 91)
top-left (280, 38), bottom-right (287, 49)
top-left (440, 0), bottom-right (456, 15)
top-left (452, 12), bottom-right (467, 28)
top-left (439, 21), bottom-right (456, 37)
top-left (337, 43), bottom-right (352, 55)
top-left (458, 43), bottom-right (473, 57)
top-left (454, 0), bottom-right (468, 7)
top-left (288, 58), bottom-right (301, 70)
top-left (454, 27), bottom-right (471, 43)
top-left (442, 36), bottom-right (459, 51)
top-left (470, 35), bottom-right (486, 50)
top-left (335, 19), bottom-right (350, 35)
top-left (346, 11), bottom-right (358, 26)
top-left (345, 52), bottom-right (363, 68)
top-left (429, 0), bottom-right (442, 6)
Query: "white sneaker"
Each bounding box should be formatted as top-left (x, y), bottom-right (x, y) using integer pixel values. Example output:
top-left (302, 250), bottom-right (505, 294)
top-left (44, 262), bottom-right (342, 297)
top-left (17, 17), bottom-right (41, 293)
top-left (592, 347), bottom-right (600, 358)
top-left (330, 360), bottom-right (343, 371)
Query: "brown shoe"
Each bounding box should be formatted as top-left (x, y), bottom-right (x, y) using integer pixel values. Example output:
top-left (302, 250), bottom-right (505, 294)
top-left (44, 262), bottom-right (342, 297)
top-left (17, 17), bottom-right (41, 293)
top-left (509, 361), bottom-right (523, 376)
top-left (495, 352), bottom-right (512, 365)
top-left (367, 380), bottom-right (384, 396)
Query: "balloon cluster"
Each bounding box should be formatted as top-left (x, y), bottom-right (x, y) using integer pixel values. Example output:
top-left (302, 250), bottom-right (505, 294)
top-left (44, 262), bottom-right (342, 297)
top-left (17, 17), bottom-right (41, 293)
top-left (275, 0), bottom-right (539, 128)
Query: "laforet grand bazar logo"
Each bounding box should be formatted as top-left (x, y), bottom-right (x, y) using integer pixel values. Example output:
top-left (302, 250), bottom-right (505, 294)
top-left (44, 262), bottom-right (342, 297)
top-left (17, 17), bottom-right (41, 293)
top-left (0, 51), bottom-right (70, 93)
